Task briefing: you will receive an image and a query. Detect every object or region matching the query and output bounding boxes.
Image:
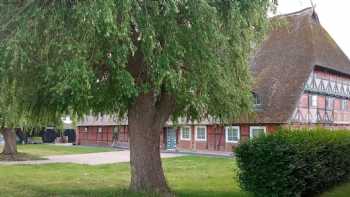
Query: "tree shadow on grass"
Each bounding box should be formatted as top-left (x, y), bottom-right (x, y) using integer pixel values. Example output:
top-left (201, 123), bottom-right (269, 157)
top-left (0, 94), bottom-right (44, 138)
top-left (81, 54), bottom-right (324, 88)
top-left (175, 190), bottom-right (251, 197)
top-left (0, 153), bottom-right (45, 161)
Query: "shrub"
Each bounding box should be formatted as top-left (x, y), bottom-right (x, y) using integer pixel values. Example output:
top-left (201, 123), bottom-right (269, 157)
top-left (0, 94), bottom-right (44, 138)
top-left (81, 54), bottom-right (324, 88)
top-left (235, 128), bottom-right (350, 197)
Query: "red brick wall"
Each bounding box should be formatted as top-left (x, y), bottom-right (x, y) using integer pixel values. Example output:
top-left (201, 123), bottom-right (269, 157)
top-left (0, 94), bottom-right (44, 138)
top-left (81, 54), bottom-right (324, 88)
top-left (176, 124), bottom-right (280, 152)
top-left (318, 95), bottom-right (325, 108)
top-left (77, 125), bottom-right (128, 146)
top-left (176, 125), bottom-right (210, 151)
top-left (295, 68), bottom-right (350, 124)
top-left (193, 125), bottom-right (208, 150)
top-left (296, 93), bottom-right (350, 123)
top-left (75, 128), bottom-right (79, 145)
top-left (77, 124), bottom-right (281, 152)
top-left (114, 126), bottom-right (129, 147)
top-left (207, 125), bottom-right (224, 151)
top-left (160, 129), bottom-right (165, 149)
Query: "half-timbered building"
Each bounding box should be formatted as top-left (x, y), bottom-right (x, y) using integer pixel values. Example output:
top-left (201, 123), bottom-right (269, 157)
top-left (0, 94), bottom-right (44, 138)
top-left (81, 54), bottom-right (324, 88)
top-left (76, 8), bottom-right (350, 153)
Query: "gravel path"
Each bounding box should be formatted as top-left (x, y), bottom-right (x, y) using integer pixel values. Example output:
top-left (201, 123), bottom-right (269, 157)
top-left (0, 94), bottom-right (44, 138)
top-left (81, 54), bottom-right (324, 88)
top-left (0, 150), bottom-right (185, 166)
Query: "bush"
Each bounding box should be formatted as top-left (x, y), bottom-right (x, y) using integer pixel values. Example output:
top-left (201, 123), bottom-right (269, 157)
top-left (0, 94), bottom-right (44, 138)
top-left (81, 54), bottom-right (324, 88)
top-left (235, 128), bottom-right (350, 197)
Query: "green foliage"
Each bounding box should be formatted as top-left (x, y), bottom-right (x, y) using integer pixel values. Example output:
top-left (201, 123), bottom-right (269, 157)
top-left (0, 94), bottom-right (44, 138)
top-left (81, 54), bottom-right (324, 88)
top-left (235, 128), bottom-right (350, 197)
top-left (0, 0), bottom-right (275, 123)
top-left (0, 1), bottom-right (57, 128)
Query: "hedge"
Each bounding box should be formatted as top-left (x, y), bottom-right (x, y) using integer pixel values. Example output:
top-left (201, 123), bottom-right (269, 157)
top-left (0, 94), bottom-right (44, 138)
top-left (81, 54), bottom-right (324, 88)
top-left (235, 128), bottom-right (350, 197)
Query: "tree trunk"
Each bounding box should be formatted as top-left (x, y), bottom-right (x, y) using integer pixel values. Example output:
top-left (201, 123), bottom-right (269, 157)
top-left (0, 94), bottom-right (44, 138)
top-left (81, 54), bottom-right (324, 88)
top-left (1, 128), bottom-right (17, 155)
top-left (128, 92), bottom-right (174, 196)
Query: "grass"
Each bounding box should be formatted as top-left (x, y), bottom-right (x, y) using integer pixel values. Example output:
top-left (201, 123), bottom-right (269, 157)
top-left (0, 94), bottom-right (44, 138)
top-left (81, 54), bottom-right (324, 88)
top-left (0, 144), bottom-right (115, 157)
top-left (0, 155), bottom-right (348, 197)
top-left (0, 144), bottom-right (115, 161)
top-left (0, 156), bottom-right (247, 197)
top-left (321, 182), bottom-right (350, 197)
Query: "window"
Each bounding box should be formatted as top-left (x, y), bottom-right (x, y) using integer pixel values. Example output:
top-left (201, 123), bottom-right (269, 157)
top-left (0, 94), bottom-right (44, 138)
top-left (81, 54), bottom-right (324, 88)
top-left (98, 127), bottom-right (103, 133)
top-left (310, 95), bottom-right (318, 107)
top-left (326, 97), bottom-right (334, 110)
top-left (83, 127), bottom-right (88, 132)
top-left (341, 99), bottom-right (348, 111)
top-left (195, 126), bottom-right (207, 141)
top-left (250, 126), bottom-right (266, 139)
top-left (225, 126), bottom-right (240, 143)
top-left (253, 92), bottom-right (262, 106)
top-left (180, 127), bottom-right (191, 141)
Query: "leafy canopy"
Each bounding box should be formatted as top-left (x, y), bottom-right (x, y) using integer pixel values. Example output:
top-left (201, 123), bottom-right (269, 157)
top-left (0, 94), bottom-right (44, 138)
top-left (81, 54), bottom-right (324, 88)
top-left (1, 0), bottom-right (274, 123)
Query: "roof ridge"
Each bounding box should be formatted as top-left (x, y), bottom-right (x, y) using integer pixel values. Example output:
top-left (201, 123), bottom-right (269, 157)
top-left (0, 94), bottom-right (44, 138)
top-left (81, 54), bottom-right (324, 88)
top-left (307, 10), bottom-right (317, 68)
top-left (275, 7), bottom-right (314, 18)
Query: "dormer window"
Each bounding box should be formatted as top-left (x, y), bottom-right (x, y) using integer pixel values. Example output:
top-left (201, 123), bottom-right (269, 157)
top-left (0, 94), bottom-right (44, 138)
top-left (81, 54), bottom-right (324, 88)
top-left (253, 92), bottom-right (262, 106)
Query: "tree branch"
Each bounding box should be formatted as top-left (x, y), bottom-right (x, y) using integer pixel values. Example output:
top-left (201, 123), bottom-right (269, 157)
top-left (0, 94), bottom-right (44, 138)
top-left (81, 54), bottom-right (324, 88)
top-left (127, 23), bottom-right (145, 83)
top-left (0, 0), bottom-right (35, 39)
top-left (154, 90), bottom-right (176, 126)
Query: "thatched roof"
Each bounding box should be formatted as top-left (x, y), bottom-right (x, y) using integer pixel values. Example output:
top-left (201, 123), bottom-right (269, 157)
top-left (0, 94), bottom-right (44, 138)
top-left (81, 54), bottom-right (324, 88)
top-left (77, 115), bottom-right (216, 127)
top-left (248, 7), bottom-right (350, 123)
top-left (78, 115), bottom-right (127, 126)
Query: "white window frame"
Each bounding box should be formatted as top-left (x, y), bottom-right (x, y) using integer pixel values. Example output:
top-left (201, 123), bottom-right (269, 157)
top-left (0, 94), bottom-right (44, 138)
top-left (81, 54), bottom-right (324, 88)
top-left (341, 99), bottom-right (348, 111)
top-left (311, 95), bottom-right (318, 107)
top-left (195, 126), bottom-right (207, 141)
top-left (250, 126), bottom-right (267, 139)
top-left (180, 126), bottom-right (191, 141)
top-left (225, 126), bottom-right (240, 143)
top-left (326, 97), bottom-right (334, 110)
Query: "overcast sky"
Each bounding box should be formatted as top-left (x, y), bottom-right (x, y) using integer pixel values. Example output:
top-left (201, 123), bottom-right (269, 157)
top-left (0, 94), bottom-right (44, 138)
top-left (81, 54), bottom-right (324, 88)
top-left (277, 0), bottom-right (350, 58)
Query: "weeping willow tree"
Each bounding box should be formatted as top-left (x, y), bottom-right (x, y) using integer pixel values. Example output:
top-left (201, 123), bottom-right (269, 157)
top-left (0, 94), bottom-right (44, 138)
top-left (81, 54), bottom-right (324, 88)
top-left (0, 0), bottom-right (25, 154)
top-left (0, 0), bottom-right (37, 156)
top-left (0, 81), bottom-right (21, 155)
top-left (1, 0), bottom-right (275, 195)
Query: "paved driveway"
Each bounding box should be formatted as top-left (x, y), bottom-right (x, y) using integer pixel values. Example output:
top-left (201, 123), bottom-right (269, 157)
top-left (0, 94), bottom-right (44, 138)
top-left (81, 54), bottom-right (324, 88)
top-left (0, 150), bottom-right (185, 165)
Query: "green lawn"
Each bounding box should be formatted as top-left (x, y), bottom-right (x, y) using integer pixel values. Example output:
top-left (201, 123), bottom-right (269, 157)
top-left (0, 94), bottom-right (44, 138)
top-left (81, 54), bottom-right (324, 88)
top-left (0, 156), bottom-right (246, 197)
top-left (1, 144), bottom-right (115, 157)
top-left (0, 155), bottom-right (349, 197)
